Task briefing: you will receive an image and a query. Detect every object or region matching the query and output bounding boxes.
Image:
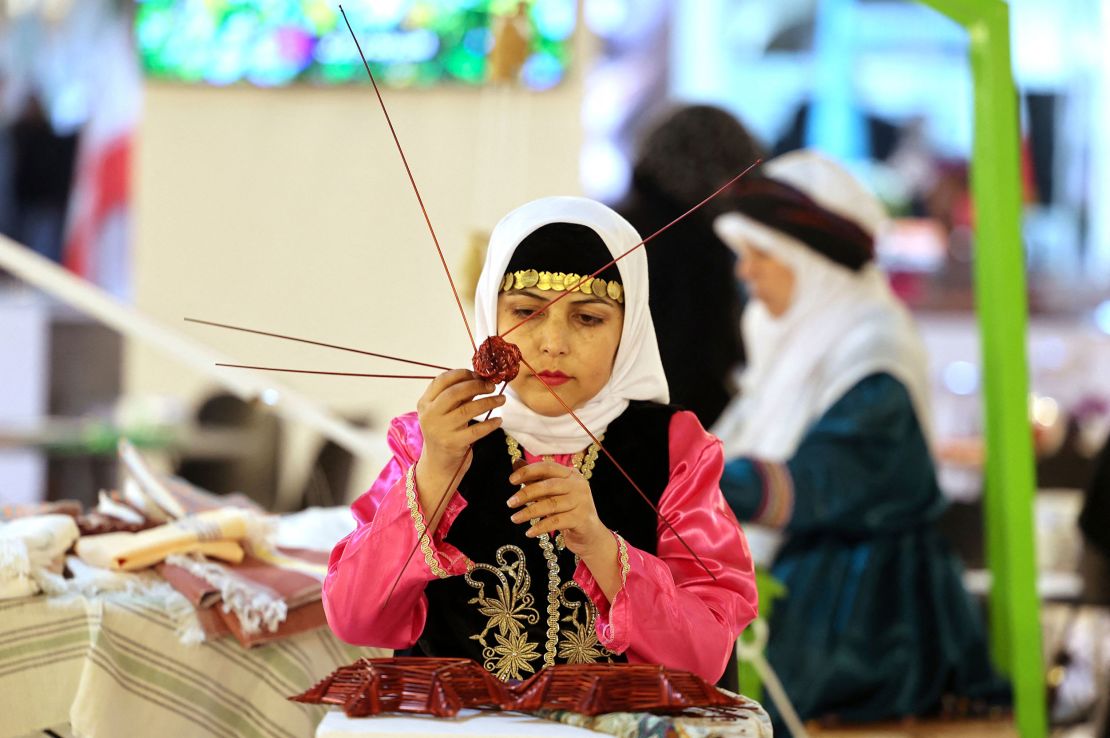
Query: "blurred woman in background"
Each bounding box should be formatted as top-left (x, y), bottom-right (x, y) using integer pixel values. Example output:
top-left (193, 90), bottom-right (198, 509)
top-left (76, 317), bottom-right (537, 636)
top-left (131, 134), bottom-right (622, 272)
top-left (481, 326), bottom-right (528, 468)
top-left (619, 104), bottom-right (764, 427)
top-left (713, 150), bottom-right (1007, 724)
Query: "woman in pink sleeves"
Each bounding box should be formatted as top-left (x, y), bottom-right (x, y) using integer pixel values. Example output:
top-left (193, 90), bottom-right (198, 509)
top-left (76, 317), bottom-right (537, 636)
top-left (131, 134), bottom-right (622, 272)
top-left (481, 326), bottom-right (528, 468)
top-left (323, 197), bottom-right (757, 684)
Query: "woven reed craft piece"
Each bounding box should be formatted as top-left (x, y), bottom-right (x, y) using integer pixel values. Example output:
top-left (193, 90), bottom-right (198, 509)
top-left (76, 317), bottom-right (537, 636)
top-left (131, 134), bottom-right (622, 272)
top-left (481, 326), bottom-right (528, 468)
top-left (289, 658), bottom-right (510, 718)
top-left (472, 335), bottom-right (523, 383)
top-left (510, 663), bottom-right (739, 715)
top-left (290, 658), bottom-right (745, 718)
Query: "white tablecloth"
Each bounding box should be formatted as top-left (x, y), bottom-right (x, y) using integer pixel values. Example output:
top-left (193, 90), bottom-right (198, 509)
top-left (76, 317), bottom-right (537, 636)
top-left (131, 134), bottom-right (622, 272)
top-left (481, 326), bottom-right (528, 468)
top-left (317, 710), bottom-right (607, 737)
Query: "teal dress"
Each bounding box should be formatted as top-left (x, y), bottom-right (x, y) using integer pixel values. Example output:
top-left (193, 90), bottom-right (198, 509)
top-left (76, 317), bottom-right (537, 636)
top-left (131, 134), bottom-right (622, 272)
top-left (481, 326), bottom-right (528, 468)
top-left (722, 372), bottom-right (1008, 723)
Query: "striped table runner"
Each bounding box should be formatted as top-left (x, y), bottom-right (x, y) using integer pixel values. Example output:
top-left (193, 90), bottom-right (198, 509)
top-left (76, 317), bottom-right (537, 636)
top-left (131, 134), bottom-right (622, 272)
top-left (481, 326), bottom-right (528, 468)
top-left (0, 592), bottom-right (384, 738)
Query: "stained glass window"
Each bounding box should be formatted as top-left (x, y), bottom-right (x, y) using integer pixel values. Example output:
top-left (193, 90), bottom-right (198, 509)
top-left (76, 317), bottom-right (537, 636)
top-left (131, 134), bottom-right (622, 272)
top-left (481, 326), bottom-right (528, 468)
top-left (135, 0), bottom-right (575, 89)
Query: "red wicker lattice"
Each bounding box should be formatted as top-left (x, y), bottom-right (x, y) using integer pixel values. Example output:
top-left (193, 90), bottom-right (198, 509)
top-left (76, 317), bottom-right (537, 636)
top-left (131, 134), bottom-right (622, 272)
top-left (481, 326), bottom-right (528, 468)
top-left (290, 658), bottom-right (743, 718)
top-left (509, 663), bottom-right (740, 715)
top-left (289, 658), bottom-right (510, 718)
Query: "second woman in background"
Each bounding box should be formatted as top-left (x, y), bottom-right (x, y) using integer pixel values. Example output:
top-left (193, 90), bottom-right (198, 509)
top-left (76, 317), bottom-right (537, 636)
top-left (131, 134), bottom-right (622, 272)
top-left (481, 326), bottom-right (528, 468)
top-left (713, 150), bottom-right (1007, 724)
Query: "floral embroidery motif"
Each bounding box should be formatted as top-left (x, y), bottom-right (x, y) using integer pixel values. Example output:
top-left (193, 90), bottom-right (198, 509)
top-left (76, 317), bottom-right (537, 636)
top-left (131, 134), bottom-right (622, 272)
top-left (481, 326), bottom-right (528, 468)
top-left (557, 620), bottom-right (605, 664)
top-left (557, 580), bottom-right (615, 664)
top-left (490, 630), bottom-right (542, 680)
top-left (465, 545), bottom-right (541, 680)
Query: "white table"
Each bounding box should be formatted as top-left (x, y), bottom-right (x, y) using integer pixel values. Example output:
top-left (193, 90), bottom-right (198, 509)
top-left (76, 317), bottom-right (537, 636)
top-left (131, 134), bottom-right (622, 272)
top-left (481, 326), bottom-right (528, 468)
top-left (317, 710), bottom-right (606, 737)
top-left (315, 699), bottom-right (773, 738)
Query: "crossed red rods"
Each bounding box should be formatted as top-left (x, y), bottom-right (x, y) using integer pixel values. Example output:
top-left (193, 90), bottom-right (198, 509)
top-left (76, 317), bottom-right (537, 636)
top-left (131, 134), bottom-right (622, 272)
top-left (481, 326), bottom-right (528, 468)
top-left (188, 5), bottom-right (762, 604)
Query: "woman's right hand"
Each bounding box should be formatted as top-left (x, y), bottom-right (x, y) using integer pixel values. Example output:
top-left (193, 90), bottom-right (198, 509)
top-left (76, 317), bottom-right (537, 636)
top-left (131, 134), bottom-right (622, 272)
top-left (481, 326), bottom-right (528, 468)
top-left (416, 369), bottom-right (505, 488)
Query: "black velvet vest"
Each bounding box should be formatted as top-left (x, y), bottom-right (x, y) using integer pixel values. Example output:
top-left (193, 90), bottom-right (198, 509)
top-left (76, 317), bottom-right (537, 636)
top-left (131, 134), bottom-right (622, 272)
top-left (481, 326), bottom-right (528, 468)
top-left (417, 401), bottom-right (676, 681)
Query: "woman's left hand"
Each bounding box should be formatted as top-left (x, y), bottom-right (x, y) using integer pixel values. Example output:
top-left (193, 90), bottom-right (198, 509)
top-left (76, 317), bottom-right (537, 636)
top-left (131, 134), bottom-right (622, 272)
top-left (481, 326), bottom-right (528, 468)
top-left (506, 461), bottom-right (610, 558)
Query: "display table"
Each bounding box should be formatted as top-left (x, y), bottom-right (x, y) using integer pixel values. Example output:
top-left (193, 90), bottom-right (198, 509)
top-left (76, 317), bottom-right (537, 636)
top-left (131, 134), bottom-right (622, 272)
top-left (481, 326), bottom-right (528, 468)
top-left (0, 589), bottom-right (385, 738)
top-left (0, 577), bottom-right (772, 738)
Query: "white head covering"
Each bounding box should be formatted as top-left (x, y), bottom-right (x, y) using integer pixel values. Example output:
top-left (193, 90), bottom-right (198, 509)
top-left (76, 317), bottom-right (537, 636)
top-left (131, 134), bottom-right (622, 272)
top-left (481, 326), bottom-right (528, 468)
top-left (711, 150), bottom-right (932, 462)
top-left (474, 196), bottom-right (669, 455)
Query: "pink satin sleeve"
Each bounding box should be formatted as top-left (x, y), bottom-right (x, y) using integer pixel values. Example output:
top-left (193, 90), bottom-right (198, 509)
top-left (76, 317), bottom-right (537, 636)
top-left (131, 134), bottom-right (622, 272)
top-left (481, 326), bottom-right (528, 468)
top-left (322, 413), bottom-right (469, 648)
top-left (572, 410), bottom-right (759, 682)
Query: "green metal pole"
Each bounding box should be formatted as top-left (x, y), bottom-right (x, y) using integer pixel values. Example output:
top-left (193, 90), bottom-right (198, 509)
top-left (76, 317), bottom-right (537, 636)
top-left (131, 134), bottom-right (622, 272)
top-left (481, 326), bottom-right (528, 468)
top-left (916, 2), bottom-right (1046, 737)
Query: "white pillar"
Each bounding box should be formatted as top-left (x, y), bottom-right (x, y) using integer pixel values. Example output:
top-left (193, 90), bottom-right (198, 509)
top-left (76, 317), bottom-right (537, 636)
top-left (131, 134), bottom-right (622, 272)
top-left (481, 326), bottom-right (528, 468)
top-left (0, 288), bottom-right (49, 504)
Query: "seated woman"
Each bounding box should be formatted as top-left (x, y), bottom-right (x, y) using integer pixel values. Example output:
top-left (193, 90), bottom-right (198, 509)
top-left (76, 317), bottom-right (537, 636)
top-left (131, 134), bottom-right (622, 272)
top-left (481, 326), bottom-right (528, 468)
top-left (323, 196), bottom-right (757, 683)
top-left (712, 150), bottom-right (1007, 722)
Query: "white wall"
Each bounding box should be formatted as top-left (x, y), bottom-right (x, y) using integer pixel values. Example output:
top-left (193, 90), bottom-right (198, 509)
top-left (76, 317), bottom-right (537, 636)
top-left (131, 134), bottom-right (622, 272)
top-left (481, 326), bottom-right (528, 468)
top-left (129, 51), bottom-right (589, 502)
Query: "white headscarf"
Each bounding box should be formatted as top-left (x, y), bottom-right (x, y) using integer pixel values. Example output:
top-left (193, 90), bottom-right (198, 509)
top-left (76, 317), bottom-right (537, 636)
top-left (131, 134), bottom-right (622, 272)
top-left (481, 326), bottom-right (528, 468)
top-left (711, 151), bottom-right (932, 463)
top-left (473, 196), bottom-right (669, 455)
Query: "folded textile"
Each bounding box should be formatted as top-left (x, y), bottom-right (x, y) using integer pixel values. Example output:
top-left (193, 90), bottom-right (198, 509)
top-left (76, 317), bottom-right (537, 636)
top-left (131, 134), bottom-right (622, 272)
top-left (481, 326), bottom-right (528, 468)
top-left (75, 510), bottom-right (154, 537)
top-left (0, 515), bottom-right (80, 599)
top-left (158, 545), bottom-right (328, 647)
top-left (71, 490), bottom-right (157, 537)
top-left (75, 508), bottom-right (254, 571)
top-left (189, 597), bottom-right (329, 648)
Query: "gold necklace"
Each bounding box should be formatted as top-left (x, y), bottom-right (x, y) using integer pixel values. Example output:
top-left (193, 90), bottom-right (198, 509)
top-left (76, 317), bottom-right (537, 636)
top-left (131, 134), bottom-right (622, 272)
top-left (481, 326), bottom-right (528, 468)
top-left (504, 434), bottom-right (602, 666)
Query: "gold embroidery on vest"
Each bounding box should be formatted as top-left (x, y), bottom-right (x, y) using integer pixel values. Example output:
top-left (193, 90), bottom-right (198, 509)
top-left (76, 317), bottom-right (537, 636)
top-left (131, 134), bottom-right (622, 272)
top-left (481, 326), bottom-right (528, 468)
top-left (503, 434), bottom-right (607, 668)
top-left (464, 545), bottom-right (541, 681)
top-left (557, 579), bottom-right (616, 664)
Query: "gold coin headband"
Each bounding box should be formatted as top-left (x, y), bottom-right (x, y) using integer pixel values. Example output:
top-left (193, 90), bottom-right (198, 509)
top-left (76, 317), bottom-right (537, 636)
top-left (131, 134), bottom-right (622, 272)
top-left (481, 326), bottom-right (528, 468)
top-left (500, 270), bottom-right (624, 304)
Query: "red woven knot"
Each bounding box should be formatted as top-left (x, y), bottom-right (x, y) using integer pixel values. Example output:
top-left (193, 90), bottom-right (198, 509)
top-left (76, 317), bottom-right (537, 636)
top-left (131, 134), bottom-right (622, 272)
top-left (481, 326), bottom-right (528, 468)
top-left (472, 335), bottom-right (522, 383)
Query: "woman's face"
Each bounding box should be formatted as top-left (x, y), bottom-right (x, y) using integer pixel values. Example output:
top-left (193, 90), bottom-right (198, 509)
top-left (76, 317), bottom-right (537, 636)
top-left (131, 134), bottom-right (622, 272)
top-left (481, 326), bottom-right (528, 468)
top-left (496, 288), bottom-right (624, 416)
top-left (734, 241), bottom-right (795, 317)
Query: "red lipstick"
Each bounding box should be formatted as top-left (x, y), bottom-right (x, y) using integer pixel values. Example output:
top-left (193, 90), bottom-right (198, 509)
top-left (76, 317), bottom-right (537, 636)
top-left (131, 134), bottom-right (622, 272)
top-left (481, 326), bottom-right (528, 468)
top-left (535, 370), bottom-right (570, 387)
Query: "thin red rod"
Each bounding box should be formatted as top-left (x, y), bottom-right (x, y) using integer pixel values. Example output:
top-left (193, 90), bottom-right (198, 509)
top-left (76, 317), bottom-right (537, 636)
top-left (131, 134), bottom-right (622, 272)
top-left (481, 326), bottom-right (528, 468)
top-left (517, 356), bottom-right (717, 581)
top-left (382, 383), bottom-right (509, 608)
top-left (216, 363), bottom-right (436, 380)
top-left (339, 5), bottom-right (477, 353)
top-left (500, 161), bottom-right (761, 339)
top-left (187, 317), bottom-right (450, 371)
